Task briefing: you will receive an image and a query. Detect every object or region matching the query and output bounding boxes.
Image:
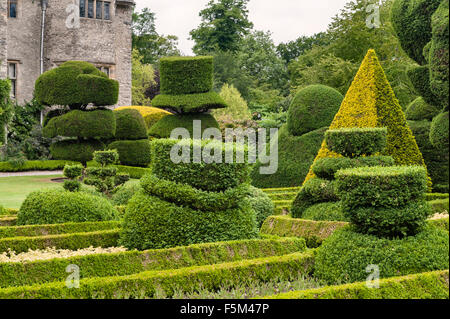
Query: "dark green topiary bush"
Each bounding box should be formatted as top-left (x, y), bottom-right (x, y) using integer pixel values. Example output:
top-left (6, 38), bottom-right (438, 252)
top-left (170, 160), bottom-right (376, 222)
top-left (407, 66), bottom-right (440, 106)
top-left (113, 109), bottom-right (147, 140)
top-left (251, 126), bottom-right (326, 188)
top-left (405, 97), bottom-right (440, 121)
top-left (35, 61), bottom-right (119, 108)
top-left (148, 113), bottom-right (220, 139)
top-left (119, 191), bottom-right (258, 250)
top-left (430, 111), bottom-right (449, 148)
top-left (152, 92), bottom-right (228, 114)
top-left (315, 225), bottom-right (449, 284)
top-left (325, 128), bottom-right (387, 158)
top-left (107, 140), bottom-right (151, 167)
top-left (287, 85), bottom-right (343, 136)
top-left (43, 109), bottom-right (116, 139)
top-left (17, 188), bottom-right (119, 225)
top-left (245, 186), bottom-right (275, 228)
top-left (50, 139), bottom-right (104, 164)
top-left (151, 139), bottom-right (251, 192)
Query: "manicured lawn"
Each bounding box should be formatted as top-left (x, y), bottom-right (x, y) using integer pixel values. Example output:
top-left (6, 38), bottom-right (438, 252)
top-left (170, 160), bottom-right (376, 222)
top-left (0, 175), bottom-right (62, 209)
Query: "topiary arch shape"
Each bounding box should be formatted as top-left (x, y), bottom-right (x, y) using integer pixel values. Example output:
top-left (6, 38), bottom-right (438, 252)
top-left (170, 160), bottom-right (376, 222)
top-left (303, 49), bottom-right (429, 186)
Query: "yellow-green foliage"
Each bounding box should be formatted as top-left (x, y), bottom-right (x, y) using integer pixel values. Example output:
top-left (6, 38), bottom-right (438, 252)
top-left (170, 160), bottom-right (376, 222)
top-left (304, 50), bottom-right (428, 184)
top-left (131, 49), bottom-right (155, 106)
top-left (115, 106), bottom-right (172, 131)
top-left (213, 84), bottom-right (252, 121)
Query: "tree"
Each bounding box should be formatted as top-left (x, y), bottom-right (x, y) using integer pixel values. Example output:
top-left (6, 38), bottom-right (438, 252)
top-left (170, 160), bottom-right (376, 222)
top-left (277, 33), bottom-right (330, 64)
top-left (213, 84), bottom-right (251, 120)
top-left (190, 0), bottom-right (253, 54)
top-left (131, 49), bottom-right (155, 106)
top-left (132, 8), bottom-right (180, 64)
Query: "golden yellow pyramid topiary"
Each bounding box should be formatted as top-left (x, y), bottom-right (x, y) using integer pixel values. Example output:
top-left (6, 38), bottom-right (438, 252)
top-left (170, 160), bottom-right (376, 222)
top-left (303, 49), bottom-right (429, 185)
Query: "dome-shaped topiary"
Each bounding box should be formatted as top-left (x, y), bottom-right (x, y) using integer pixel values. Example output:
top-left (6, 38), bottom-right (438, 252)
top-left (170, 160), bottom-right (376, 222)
top-left (35, 61), bottom-right (119, 108)
top-left (430, 111), bottom-right (449, 148)
top-left (287, 85), bottom-right (343, 136)
top-left (113, 109), bottom-right (148, 140)
top-left (115, 106), bottom-right (171, 131)
top-left (405, 97), bottom-right (440, 121)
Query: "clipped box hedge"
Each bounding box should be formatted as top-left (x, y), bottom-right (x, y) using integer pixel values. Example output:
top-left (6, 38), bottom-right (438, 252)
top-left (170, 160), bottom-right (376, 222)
top-left (0, 250), bottom-right (315, 299)
top-left (0, 237), bottom-right (306, 288)
top-left (0, 160), bottom-right (78, 172)
top-left (0, 229), bottom-right (120, 253)
top-left (0, 216), bottom-right (17, 227)
top-left (336, 166), bottom-right (428, 209)
top-left (430, 198), bottom-right (449, 214)
top-left (107, 139), bottom-right (151, 167)
top-left (264, 270), bottom-right (449, 299)
top-left (0, 221), bottom-right (121, 239)
top-left (152, 91), bottom-right (227, 114)
top-left (325, 127), bottom-right (388, 157)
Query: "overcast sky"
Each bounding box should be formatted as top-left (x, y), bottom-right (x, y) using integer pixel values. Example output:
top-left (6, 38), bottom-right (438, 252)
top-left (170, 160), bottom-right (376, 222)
top-left (134, 0), bottom-right (350, 55)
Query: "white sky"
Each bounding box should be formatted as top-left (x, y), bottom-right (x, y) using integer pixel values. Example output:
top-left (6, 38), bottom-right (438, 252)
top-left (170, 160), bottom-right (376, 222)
top-left (134, 0), bottom-right (351, 55)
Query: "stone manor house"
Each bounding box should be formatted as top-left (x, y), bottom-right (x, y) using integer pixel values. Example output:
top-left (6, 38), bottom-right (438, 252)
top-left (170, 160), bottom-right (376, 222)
top-left (0, 0), bottom-right (134, 106)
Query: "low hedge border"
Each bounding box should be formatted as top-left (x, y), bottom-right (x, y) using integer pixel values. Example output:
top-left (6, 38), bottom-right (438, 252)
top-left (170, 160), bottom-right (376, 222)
top-left (0, 237), bottom-right (306, 288)
top-left (0, 160), bottom-right (78, 172)
top-left (0, 250), bottom-right (315, 299)
top-left (263, 270), bottom-right (449, 299)
top-left (429, 217), bottom-right (449, 232)
top-left (0, 221), bottom-right (121, 239)
top-left (426, 193), bottom-right (449, 201)
top-left (260, 216), bottom-right (348, 248)
top-left (0, 216), bottom-right (17, 227)
top-left (0, 229), bottom-right (120, 253)
top-left (87, 162), bottom-right (151, 179)
top-left (430, 199), bottom-right (449, 214)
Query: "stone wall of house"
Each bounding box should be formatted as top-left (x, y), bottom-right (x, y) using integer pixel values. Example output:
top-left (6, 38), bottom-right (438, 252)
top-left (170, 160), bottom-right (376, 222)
top-left (5, 0), bottom-right (133, 105)
top-left (0, 0), bottom-right (8, 79)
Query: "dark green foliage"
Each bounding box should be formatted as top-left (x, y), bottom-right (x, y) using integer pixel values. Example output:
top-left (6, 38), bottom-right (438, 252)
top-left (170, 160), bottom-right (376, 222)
top-left (315, 226), bottom-right (449, 284)
top-left (119, 191), bottom-right (258, 250)
top-left (312, 156), bottom-right (395, 180)
top-left (408, 120), bottom-right (448, 192)
top-left (336, 166), bottom-right (428, 209)
top-left (152, 91), bottom-right (227, 113)
top-left (17, 189), bottom-right (119, 225)
top-left (428, 0), bottom-right (449, 108)
top-left (43, 109), bottom-right (116, 139)
top-left (35, 61), bottom-right (119, 108)
top-left (108, 139), bottom-right (151, 167)
top-left (159, 56), bottom-right (213, 95)
top-left (287, 85), bottom-right (343, 136)
top-left (151, 139), bottom-right (251, 192)
top-left (405, 97), bottom-right (440, 120)
top-left (325, 128), bottom-right (388, 157)
top-left (111, 180), bottom-right (142, 206)
top-left (245, 186), bottom-right (274, 228)
top-left (63, 180), bottom-right (81, 192)
top-left (407, 66), bottom-right (440, 105)
top-left (0, 160), bottom-right (79, 172)
top-left (251, 126), bottom-right (326, 188)
top-left (93, 149), bottom-right (119, 166)
top-left (43, 109), bottom-right (69, 127)
top-left (140, 174), bottom-right (250, 212)
top-left (63, 164), bottom-right (83, 179)
top-left (349, 200), bottom-right (432, 238)
top-left (430, 111), bottom-right (449, 148)
top-left (0, 79), bottom-right (12, 145)
top-left (148, 113), bottom-right (220, 138)
top-left (391, 0), bottom-right (441, 65)
top-left (291, 178), bottom-right (339, 218)
top-left (114, 109), bottom-right (147, 140)
top-left (302, 202), bottom-right (348, 222)
top-left (50, 139), bottom-right (104, 164)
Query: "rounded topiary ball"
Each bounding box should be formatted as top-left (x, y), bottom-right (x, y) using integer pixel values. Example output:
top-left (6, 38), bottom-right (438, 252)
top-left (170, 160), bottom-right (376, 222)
top-left (314, 226), bottom-right (449, 284)
top-left (405, 97), bottom-right (440, 121)
top-left (430, 112), bottom-right (449, 148)
top-left (119, 191), bottom-right (258, 250)
top-left (245, 186), bottom-right (274, 228)
top-left (287, 85), bottom-right (343, 136)
top-left (18, 188), bottom-right (119, 225)
top-left (114, 109), bottom-right (148, 140)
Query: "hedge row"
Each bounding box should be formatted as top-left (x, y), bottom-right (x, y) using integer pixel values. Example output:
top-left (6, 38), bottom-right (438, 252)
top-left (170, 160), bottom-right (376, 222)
top-left (0, 216), bottom-right (17, 227)
top-left (260, 216), bottom-right (347, 248)
top-left (0, 160), bottom-right (78, 172)
top-left (264, 270), bottom-right (449, 299)
top-left (430, 199), bottom-right (450, 214)
top-left (0, 229), bottom-right (120, 253)
top-left (0, 221), bottom-right (121, 239)
top-left (87, 162), bottom-right (151, 179)
top-left (0, 251), bottom-right (315, 299)
top-left (0, 237), bottom-right (306, 288)
top-left (428, 217), bottom-right (449, 232)
top-left (426, 193), bottom-right (449, 201)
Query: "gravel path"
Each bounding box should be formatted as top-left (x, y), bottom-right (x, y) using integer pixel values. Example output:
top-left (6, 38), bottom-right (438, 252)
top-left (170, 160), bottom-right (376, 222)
top-left (0, 171), bottom-right (63, 178)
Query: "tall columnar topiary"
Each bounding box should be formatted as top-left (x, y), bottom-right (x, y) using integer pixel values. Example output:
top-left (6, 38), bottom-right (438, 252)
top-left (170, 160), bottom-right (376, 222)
top-left (251, 85), bottom-right (343, 188)
top-left (108, 109), bottom-right (151, 167)
top-left (303, 50), bottom-right (429, 186)
top-left (0, 79), bottom-right (13, 146)
top-left (291, 128), bottom-right (395, 219)
top-left (119, 139), bottom-right (259, 250)
top-left (37, 61), bottom-right (119, 165)
top-left (149, 56), bottom-right (226, 138)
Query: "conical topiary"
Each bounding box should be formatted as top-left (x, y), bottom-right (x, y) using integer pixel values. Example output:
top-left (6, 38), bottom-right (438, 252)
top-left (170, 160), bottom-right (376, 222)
top-left (303, 49), bottom-right (429, 185)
